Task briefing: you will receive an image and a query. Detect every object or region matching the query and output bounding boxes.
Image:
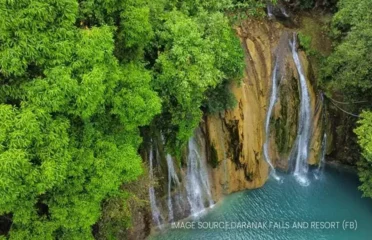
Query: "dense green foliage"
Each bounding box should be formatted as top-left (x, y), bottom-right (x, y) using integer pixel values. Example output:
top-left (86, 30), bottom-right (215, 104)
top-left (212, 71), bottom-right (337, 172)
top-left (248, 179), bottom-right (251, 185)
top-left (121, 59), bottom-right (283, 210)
top-left (285, 0), bottom-right (338, 10)
top-left (0, 1), bottom-right (161, 239)
top-left (298, 33), bottom-right (313, 54)
top-left (355, 112), bottom-right (372, 198)
top-left (153, 7), bottom-right (244, 155)
top-left (323, 0), bottom-right (372, 102)
top-left (226, 0), bottom-right (268, 20)
top-left (322, 0), bottom-right (372, 198)
top-left (0, 0), bottom-right (246, 239)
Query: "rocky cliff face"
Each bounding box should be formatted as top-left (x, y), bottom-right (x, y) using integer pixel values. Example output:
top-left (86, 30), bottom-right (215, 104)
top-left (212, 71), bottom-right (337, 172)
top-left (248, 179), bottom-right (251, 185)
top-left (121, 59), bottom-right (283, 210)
top-left (127, 15), bottom-right (331, 239)
top-left (204, 18), bottom-right (327, 200)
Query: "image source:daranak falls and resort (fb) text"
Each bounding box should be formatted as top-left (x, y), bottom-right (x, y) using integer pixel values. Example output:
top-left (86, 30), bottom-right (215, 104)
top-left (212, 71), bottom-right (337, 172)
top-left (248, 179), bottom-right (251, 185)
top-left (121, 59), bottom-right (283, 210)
top-left (1, 0), bottom-right (372, 240)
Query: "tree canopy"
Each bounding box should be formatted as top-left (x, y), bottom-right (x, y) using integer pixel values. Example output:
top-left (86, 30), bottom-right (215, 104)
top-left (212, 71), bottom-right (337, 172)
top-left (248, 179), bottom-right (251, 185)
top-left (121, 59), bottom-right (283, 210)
top-left (322, 0), bottom-right (372, 102)
top-left (0, 0), bottom-right (246, 239)
top-left (322, 0), bottom-right (372, 199)
top-left (355, 112), bottom-right (372, 198)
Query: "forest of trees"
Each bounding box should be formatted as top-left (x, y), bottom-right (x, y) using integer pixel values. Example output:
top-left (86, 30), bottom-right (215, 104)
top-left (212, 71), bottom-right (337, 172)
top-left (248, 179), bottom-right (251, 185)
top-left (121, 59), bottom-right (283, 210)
top-left (1, 0), bottom-right (372, 239)
top-left (322, 0), bottom-right (372, 198)
top-left (0, 0), bottom-right (250, 239)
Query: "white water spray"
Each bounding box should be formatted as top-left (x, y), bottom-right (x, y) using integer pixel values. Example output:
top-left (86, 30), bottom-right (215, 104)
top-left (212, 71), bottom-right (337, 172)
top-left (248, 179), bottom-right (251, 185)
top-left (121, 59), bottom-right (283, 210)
top-left (267, 2), bottom-right (289, 19)
top-left (166, 154), bottom-right (180, 222)
top-left (186, 137), bottom-right (214, 216)
top-left (263, 59), bottom-right (282, 181)
top-left (148, 149), bottom-right (163, 228)
top-left (290, 34), bottom-right (312, 186)
top-left (267, 4), bottom-right (274, 18)
top-left (280, 6), bottom-right (289, 18)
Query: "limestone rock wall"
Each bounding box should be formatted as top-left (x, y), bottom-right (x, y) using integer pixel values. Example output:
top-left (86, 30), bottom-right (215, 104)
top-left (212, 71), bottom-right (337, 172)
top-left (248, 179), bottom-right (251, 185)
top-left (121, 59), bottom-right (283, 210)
top-left (132, 17), bottom-right (330, 239)
top-left (204, 19), bottom-right (326, 200)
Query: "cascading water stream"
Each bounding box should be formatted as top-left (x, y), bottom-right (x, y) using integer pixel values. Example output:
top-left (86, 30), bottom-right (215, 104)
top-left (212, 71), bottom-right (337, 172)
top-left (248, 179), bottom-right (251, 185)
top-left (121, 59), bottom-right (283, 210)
top-left (290, 34), bottom-right (312, 186)
top-left (279, 6), bottom-right (289, 18)
top-left (186, 137), bottom-right (214, 216)
top-left (195, 133), bottom-right (214, 207)
top-left (148, 148), bottom-right (163, 228)
top-left (166, 154), bottom-right (180, 222)
top-left (196, 139), bottom-right (214, 208)
top-left (266, 2), bottom-right (289, 18)
top-left (263, 58), bottom-right (281, 181)
top-left (267, 4), bottom-right (274, 18)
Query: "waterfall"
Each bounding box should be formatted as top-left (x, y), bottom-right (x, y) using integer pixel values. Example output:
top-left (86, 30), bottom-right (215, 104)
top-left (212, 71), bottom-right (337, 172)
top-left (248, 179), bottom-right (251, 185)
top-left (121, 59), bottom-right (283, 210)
top-left (166, 154), bottom-right (180, 222)
top-left (186, 137), bottom-right (214, 216)
top-left (263, 59), bottom-right (281, 181)
top-left (194, 133), bottom-right (214, 207)
top-left (290, 34), bottom-right (312, 186)
top-left (267, 4), bottom-right (274, 18)
top-left (279, 6), bottom-right (289, 18)
top-left (148, 148), bottom-right (163, 228)
top-left (315, 133), bottom-right (327, 179)
top-left (267, 2), bottom-right (289, 19)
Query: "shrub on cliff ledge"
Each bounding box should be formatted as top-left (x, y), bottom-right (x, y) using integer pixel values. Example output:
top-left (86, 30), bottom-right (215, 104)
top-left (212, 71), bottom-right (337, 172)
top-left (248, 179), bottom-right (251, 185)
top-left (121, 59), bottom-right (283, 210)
top-left (355, 112), bottom-right (372, 198)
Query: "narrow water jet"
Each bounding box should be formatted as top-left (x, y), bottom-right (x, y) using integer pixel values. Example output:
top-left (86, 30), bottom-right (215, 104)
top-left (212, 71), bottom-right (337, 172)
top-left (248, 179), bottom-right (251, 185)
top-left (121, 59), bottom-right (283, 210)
top-left (266, 1), bottom-right (289, 19)
top-left (290, 33), bottom-right (312, 186)
top-left (148, 148), bottom-right (163, 228)
top-left (267, 4), bottom-right (274, 18)
top-left (263, 58), bottom-right (281, 181)
top-left (166, 154), bottom-right (180, 222)
top-left (194, 132), bottom-right (214, 207)
top-left (279, 6), bottom-right (289, 18)
top-left (186, 137), bottom-right (214, 216)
